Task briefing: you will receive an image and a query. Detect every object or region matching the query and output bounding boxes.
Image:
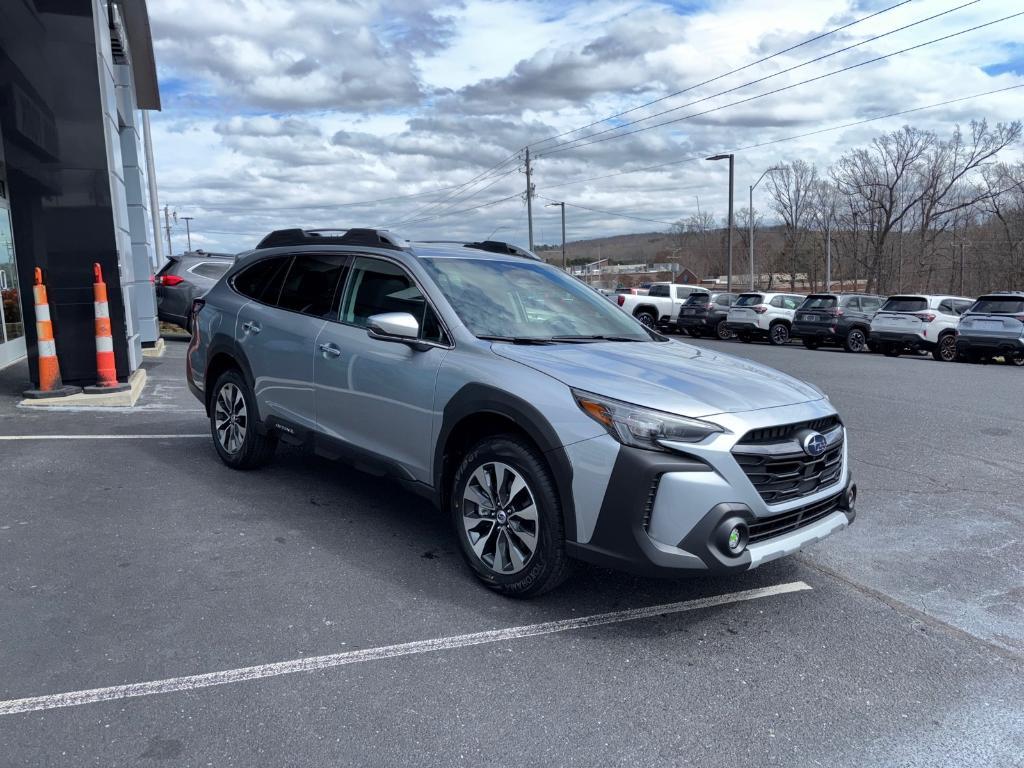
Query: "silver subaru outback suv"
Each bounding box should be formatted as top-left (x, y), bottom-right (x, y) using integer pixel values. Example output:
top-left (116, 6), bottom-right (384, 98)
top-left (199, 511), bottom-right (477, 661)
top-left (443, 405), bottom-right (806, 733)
top-left (187, 228), bottom-right (856, 597)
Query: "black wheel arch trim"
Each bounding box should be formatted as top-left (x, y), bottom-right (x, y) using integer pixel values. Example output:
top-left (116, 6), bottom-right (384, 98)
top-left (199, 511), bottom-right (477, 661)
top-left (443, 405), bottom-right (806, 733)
top-left (202, 335), bottom-right (257, 418)
top-left (435, 384), bottom-right (578, 541)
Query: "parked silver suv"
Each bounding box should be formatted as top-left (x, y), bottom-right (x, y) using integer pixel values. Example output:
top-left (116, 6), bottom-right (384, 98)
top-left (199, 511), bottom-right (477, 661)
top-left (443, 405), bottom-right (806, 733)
top-left (187, 228), bottom-right (856, 596)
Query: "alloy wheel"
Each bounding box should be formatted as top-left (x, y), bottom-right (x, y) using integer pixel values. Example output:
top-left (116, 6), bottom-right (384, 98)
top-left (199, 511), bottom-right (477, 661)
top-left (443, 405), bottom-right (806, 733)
top-left (637, 313), bottom-right (656, 328)
top-left (939, 335), bottom-right (957, 362)
top-left (847, 329), bottom-right (866, 353)
top-left (214, 383), bottom-right (247, 454)
top-left (461, 462), bottom-right (539, 575)
top-left (716, 321), bottom-right (732, 340)
top-left (771, 324), bottom-right (789, 345)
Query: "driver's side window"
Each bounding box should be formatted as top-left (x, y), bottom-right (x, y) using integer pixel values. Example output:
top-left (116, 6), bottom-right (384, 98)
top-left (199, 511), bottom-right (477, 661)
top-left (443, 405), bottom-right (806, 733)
top-left (340, 256), bottom-right (447, 343)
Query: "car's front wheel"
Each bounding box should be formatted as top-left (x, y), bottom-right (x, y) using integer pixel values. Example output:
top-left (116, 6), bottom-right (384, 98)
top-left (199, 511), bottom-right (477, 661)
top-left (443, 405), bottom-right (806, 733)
top-left (209, 370), bottom-right (277, 469)
top-left (451, 436), bottom-right (571, 597)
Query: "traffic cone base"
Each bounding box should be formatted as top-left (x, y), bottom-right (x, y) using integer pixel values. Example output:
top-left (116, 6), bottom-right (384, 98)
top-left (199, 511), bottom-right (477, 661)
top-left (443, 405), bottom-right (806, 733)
top-left (83, 381), bottom-right (130, 394)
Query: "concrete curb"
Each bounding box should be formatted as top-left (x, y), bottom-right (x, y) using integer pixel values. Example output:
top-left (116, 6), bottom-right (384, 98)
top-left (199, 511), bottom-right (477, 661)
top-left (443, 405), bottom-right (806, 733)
top-left (142, 339), bottom-right (167, 358)
top-left (18, 368), bottom-right (147, 408)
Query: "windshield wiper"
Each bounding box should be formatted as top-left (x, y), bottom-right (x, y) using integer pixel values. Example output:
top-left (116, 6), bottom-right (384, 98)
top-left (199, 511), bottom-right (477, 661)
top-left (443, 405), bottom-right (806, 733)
top-left (548, 334), bottom-right (648, 342)
top-left (477, 335), bottom-right (556, 345)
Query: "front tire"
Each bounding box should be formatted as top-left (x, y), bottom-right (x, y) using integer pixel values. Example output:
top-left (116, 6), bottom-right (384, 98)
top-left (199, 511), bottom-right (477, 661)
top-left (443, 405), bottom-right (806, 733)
top-left (768, 322), bottom-right (790, 346)
top-left (933, 333), bottom-right (958, 362)
top-left (451, 436), bottom-right (571, 597)
top-left (210, 370), bottom-right (277, 470)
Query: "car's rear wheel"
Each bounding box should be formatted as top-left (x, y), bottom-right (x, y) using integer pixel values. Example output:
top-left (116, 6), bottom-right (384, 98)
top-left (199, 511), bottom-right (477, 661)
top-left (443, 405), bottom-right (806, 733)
top-left (210, 370), bottom-right (277, 469)
top-left (802, 338), bottom-right (820, 350)
top-left (844, 328), bottom-right (867, 353)
top-left (768, 323), bottom-right (790, 346)
top-left (933, 334), bottom-right (958, 362)
top-left (1005, 353), bottom-right (1024, 367)
top-left (716, 320), bottom-right (732, 340)
top-left (451, 436), bottom-right (571, 597)
top-left (635, 311), bottom-right (656, 329)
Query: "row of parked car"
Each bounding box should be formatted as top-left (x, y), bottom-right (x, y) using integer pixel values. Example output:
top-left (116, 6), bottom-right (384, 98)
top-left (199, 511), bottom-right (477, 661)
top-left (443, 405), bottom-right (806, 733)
top-left (615, 283), bottom-right (1024, 366)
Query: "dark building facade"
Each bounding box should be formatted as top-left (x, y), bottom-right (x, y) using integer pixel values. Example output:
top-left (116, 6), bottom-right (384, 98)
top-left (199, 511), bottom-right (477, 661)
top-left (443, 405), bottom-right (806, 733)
top-left (0, 0), bottom-right (161, 383)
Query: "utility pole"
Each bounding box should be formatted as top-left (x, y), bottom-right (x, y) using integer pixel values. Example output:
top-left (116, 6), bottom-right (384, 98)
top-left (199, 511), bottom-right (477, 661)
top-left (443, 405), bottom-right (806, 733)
top-left (181, 216), bottom-right (194, 251)
top-left (524, 147), bottom-right (534, 251)
top-left (960, 241), bottom-right (966, 295)
top-left (546, 201), bottom-right (566, 270)
top-left (825, 219), bottom-right (832, 290)
top-left (163, 205), bottom-right (174, 257)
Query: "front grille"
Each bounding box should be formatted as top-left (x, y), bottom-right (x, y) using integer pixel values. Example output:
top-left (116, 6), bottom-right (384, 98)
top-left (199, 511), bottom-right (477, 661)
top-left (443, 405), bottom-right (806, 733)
top-left (748, 493), bottom-right (843, 544)
top-left (738, 415), bottom-right (840, 445)
top-left (732, 418), bottom-right (844, 504)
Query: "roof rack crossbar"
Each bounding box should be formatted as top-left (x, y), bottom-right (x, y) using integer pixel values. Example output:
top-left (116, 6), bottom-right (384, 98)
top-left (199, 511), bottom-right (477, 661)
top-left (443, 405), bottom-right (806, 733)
top-left (255, 228), bottom-right (407, 251)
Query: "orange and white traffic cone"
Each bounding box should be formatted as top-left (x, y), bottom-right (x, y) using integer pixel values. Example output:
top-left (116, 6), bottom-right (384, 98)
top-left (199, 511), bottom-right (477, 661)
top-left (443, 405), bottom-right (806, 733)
top-left (83, 263), bottom-right (130, 394)
top-left (22, 267), bottom-right (82, 399)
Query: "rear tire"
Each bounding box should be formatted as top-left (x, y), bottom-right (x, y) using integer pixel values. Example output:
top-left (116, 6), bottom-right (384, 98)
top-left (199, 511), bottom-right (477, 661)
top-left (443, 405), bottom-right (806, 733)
top-left (1005, 353), bottom-right (1024, 367)
top-left (933, 333), bottom-right (958, 362)
top-left (636, 311), bottom-right (656, 329)
top-left (210, 370), bottom-right (277, 470)
top-left (843, 328), bottom-right (868, 353)
top-left (451, 436), bottom-right (571, 598)
top-left (768, 322), bottom-right (790, 346)
top-left (715, 320), bottom-right (732, 341)
top-left (802, 338), bottom-right (820, 350)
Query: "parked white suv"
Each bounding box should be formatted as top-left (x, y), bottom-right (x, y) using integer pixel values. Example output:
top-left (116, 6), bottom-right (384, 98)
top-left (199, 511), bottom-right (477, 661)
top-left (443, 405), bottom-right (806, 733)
top-left (870, 294), bottom-right (973, 361)
top-left (726, 292), bottom-right (805, 345)
top-left (616, 282), bottom-right (704, 331)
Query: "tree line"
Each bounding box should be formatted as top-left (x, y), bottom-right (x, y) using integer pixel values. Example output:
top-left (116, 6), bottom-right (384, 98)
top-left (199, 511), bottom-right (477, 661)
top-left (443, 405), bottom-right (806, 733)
top-left (671, 119), bottom-right (1023, 296)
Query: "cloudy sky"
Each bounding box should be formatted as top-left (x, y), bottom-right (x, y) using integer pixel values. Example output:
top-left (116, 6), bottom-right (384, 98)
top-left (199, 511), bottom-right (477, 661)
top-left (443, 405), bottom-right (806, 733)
top-left (146, 0), bottom-right (1024, 254)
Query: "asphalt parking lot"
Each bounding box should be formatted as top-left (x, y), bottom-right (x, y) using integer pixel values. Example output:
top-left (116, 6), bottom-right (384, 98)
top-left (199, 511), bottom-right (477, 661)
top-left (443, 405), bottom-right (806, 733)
top-left (1, 340), bottom-right (1021, 767)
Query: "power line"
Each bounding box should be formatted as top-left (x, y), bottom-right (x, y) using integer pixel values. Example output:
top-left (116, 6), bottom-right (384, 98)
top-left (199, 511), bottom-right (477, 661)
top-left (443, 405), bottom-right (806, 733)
top-left (535, 0), bottom-right (979, 156)
top-left (400, 193), bottom-right (524, 227)
top-left (527, 0), bottom-right (916, 150)
top-left (390, 163), bottom-right (521, 226)
top-left (536, 195), bottom-right (677, 226)
top-left (536, 10), bottom-right (1023, 157)
top-left (536, 84), bottom-right (1024, 192)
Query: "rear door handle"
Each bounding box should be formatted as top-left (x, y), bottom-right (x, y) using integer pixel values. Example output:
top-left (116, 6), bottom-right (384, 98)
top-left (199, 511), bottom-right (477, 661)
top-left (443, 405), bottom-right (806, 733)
top-left (319, 342), bottom-right (342, 359)
top-left (242, 320), bottom-right (261, 335)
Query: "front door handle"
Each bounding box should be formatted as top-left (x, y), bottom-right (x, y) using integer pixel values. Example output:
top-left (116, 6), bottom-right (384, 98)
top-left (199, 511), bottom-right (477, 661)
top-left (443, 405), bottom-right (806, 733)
top-left (242, 320), bottom-right (261, 335)
top-left (319, 342), bottom-right (342, 359)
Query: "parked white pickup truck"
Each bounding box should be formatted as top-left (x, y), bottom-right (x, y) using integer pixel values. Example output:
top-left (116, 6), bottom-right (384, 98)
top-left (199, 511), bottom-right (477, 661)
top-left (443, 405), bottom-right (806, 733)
top-left (615, 282), bottom-right (704, 331)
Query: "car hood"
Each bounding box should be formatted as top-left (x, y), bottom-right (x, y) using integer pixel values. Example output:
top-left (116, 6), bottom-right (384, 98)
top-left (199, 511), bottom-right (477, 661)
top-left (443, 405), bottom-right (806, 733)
top-left (492, 340), bottom-right (824, 417)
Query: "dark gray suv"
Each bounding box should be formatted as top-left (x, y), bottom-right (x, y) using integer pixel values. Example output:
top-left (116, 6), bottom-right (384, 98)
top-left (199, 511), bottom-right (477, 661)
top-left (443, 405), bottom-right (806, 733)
top-left (186, 228), bottom-right (855, 597)
top-left (793, 293), bottom-right (884, 353)
top-left (156, 250), bottom-right (234, 331)
top-left (676, 291), bottom-right (737, 339)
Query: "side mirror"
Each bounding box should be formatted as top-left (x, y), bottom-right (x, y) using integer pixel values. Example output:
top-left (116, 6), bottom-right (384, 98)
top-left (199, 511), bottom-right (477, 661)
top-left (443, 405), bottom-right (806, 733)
top-left (366, 312), bottom-right (427, 349)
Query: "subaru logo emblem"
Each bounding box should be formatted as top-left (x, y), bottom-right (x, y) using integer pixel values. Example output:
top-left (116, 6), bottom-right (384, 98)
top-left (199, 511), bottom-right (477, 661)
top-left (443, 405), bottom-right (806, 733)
top-left (802, 432), bottom-right (828, 457)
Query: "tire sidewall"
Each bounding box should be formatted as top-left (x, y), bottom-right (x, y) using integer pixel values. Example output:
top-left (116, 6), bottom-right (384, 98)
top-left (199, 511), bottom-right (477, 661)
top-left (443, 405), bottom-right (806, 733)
top-left (450, 437), bottom-right (565, 596)
top-left (210, 370), bottom-right (260, 468)
top-left (845, 328), bottom-right (866, 353)
top-left (769, 322), bottom-right (789, 345)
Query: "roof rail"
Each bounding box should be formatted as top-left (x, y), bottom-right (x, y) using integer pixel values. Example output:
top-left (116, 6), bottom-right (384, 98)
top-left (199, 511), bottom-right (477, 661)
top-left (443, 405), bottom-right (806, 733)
top-left (255, 228), bottom-right (407, 251)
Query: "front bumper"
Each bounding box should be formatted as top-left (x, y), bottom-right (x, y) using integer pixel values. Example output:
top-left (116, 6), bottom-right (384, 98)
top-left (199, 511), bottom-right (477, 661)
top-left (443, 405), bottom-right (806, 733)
top-left (566, 400), bottom-right (855, 577)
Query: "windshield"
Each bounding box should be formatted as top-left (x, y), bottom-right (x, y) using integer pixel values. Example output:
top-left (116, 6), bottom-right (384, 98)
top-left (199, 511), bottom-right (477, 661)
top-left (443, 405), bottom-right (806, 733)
top-left (800, 295), bottom-right (837, 310)
top-left (734, 294), bottom-right (763, 307)
top-left (881, 296), bottom-right (928, 312)
top-left (422, 257), bottom-right (655, 341)
top-left (684, 293), bottom-right (710, 306)
top-left (970, 296), bottom-right (1024, 314)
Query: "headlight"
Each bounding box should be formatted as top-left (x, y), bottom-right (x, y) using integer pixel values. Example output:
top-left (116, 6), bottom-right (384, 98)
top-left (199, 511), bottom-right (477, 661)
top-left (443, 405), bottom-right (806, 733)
top-left (572, 389), bottom-right (724, 451)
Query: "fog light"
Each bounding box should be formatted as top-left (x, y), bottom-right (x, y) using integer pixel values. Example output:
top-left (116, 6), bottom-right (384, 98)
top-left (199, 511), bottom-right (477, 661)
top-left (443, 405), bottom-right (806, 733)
top-left (728, 526), bottom-right (743, 552)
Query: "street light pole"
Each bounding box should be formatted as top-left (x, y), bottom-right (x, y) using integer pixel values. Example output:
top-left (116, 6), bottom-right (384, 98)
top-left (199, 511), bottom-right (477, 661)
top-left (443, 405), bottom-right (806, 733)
top-left (546, 201), bottom-right (566, 270)
top-left (707, 154), bottom-right (734, 292)
top-left (748, 165), bottom-right (784, 291)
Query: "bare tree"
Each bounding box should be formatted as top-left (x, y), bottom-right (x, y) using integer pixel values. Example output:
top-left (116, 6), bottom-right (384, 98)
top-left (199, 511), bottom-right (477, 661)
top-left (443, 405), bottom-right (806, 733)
top-left (767, 160), bottom-right (818, 290)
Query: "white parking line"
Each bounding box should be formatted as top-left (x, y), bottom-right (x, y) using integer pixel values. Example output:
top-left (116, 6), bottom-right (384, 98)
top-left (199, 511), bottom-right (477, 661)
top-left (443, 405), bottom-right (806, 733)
top-left (0, 434), bottom-right (207, 440)
top-left (0, 581), bottom-right (810, 716)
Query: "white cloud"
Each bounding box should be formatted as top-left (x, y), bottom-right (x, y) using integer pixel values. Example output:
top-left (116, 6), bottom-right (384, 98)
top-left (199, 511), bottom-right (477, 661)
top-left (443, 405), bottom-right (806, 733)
top-left (148, 0), bottom-right (1024, 253)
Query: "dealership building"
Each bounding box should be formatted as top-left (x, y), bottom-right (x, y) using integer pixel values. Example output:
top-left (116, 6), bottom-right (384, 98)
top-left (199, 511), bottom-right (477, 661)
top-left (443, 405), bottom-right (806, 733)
top-left (0, 0), bottom-right (163, 384)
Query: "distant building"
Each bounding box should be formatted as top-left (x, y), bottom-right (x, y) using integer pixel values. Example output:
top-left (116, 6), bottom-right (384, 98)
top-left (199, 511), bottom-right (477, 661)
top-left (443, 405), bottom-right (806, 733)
top-left (0, 0), bottom-right (162, 381)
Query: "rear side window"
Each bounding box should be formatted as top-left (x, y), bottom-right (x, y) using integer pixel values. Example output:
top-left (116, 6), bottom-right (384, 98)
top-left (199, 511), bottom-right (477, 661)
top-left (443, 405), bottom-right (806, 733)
top-left (190, 262), bottom-right (231, 280)
top-left (735, 294), bottom-right (763, 307)
top-left (648, 285), bottom-right (670, 298)
top-left (716, 294), bottom-right (734, 306)
top-left (971, 296), bottom-right (1024, 314)
top-left (277, 254), bottom-right (349, 318)
top-left (881, 296), bottom-right (927, 312)
top-left (233, 256), bottom-right (291, 304)
top-left (861, 296), bottom-right (882, 312)
top-left (684, 293), bottom-right (710, 306)
top-left (953, 299), bottom-right (973, 315)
